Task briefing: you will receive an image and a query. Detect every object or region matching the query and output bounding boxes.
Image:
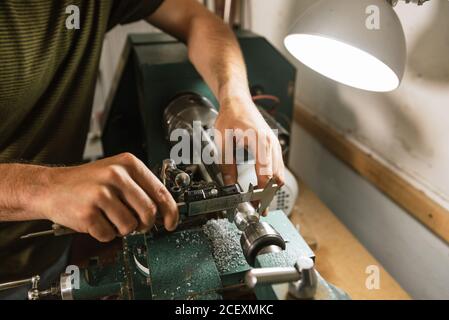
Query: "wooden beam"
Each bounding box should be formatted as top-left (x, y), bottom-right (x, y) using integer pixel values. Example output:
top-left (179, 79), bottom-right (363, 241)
top-left (294, 106), bottom-right (449, 244)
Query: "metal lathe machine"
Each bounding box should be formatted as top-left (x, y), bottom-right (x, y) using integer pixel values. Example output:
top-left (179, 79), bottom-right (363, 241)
top-left (0, 31), bottom-right (349, 300)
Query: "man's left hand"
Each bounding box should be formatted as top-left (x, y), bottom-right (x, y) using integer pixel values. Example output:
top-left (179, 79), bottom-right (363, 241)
top-left (215, 95), bottom-right (286, 194)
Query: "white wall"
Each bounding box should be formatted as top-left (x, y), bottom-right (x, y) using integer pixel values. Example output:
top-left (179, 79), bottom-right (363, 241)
top-left (250, 0), bottom-right (449, 208)
top-left (248, 0), bottom-right (449, 299)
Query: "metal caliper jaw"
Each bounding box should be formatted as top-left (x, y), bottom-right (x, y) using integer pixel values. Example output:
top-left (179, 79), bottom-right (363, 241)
top-left (225, 179), bottom-right (287, 267)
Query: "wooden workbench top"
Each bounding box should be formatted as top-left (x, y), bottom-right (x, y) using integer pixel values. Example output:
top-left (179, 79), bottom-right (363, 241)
top-left (290, 181), bottom-right (410, 300)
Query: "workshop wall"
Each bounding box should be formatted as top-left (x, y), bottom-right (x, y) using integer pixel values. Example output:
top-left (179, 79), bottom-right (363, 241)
top-left (247, 0), bottom-right (449, 299)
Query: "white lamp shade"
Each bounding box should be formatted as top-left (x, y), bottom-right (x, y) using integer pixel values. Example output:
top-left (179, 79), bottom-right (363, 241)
top-left (284, 0), bottom-right (406, 92)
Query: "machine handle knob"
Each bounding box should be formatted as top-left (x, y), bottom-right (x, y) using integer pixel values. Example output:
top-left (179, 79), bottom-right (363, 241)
top-left (289, 257), bottom-right (318, 300)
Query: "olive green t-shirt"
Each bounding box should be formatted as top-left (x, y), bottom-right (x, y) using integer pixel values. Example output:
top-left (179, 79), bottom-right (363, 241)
top-left (0, 0), bottom-right (163, 282)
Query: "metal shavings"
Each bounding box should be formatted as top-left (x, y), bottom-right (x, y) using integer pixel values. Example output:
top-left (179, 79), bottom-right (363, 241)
top-left (172, 231), bottom-right (204, 250)
top-left (202, 219), bottom-right (247, 273)
top-left (258, 251), bottom-right (293, 268)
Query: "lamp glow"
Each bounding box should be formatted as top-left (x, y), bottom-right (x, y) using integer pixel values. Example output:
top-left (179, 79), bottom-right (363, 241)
top-left (284, 34), bottom-right (400, 92)
top-left (284, 0), bottom-right (406, 92)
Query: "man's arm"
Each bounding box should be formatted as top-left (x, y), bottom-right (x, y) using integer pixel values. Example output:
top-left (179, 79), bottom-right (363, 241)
top-left (148, 0), bottom-right (285, 193)
top-left (147, 0), bottom-right (247, 103)
top-left (0, 164), bottom-right (49, 221)
top-left (0, 154), bottom-right (179, 241)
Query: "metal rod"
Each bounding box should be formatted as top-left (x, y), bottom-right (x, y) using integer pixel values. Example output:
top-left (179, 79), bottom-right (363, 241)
top-left (20, 202), bottom-right (187, 240)
top-left (0, 278), bottom-right (33, 291)
top-left (245, 267), bottom-right (300, 288)
top-left (20, 230), bottom-right (56, 239)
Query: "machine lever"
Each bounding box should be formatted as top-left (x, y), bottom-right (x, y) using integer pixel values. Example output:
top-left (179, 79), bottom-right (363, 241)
top-left (0, 275), bottom-right (60, 300)
top-left (20, 202), bottom-right (185, 240)
top-left (0, 275), bottom-right (41, 300)
top-left (245, 257), bottom-right (318, 300)
top-left (245, 267), bottom-right (300, 287)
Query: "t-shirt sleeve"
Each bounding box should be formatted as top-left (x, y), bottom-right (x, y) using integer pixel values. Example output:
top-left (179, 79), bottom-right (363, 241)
top-left (108, 0), bottom-right (165, 30)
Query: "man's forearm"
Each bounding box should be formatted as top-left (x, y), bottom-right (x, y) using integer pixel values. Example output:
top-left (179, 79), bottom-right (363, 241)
top-left (0, 154), bottom-right (179, 241)
top-left (148, 0), bottom-right (252, 104)
top-left (186, 13), bottom-right (251, 104)
top-left (147, 0), bottom-right (286, 188)
top-left (0, 164), bottom-right (49, 221)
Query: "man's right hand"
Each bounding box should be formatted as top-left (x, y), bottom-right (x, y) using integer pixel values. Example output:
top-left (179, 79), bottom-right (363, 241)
top-left (30, 153), bottom-right (179, 242)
